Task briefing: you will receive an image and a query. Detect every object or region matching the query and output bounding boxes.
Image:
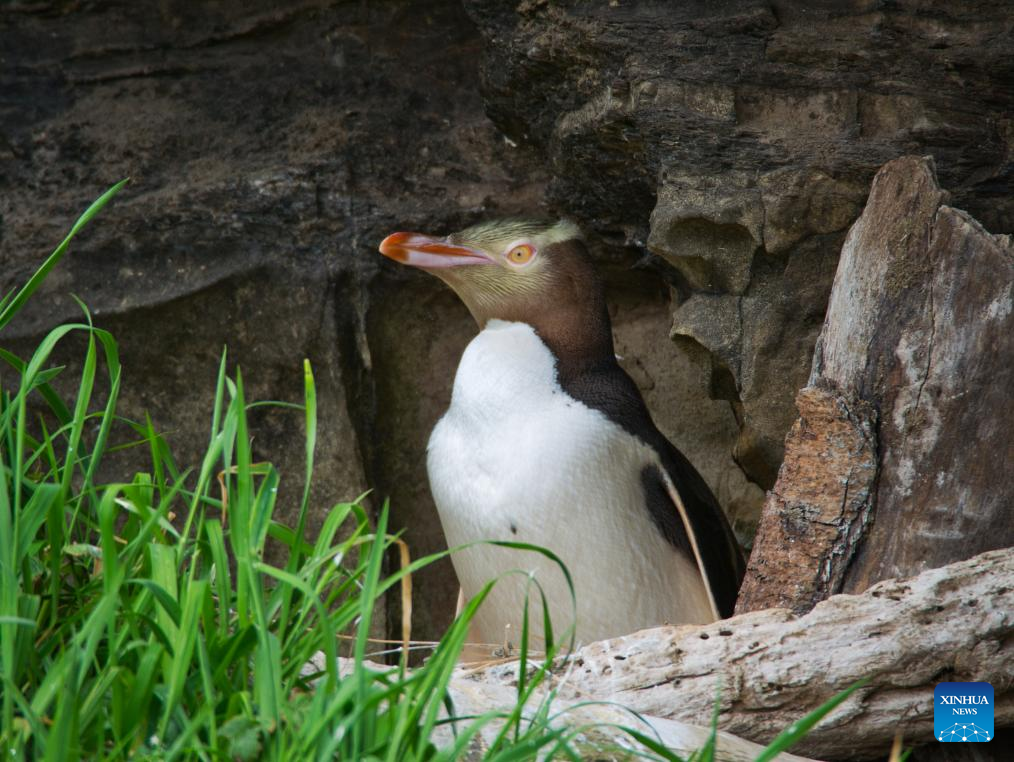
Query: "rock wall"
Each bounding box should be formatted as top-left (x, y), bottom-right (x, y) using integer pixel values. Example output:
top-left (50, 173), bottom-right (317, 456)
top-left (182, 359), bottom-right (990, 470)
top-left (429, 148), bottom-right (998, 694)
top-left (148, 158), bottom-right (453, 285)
top-left (463, 0), bottom-right (1014, 491)
top-left (3, 1), bottom-right (1012, 645)
top-left (0, 0), bottom-right (751, 645)
top-left (1, 0), bottom-right (533, 643)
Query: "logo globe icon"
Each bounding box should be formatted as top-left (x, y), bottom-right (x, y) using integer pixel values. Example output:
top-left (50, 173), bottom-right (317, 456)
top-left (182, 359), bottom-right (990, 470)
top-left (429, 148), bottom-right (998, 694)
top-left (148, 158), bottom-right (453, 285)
top-left (937, 722), bottom-right (991, 742)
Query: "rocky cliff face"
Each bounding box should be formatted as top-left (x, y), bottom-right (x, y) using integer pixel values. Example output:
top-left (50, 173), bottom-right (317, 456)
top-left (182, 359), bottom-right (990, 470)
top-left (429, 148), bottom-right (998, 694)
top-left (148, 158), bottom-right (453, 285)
top-left (463, 0), bottom-right (1014, 491)
top-left (3, 0), bottom-right (1012, 645)
top-left (2, 0), bottom-right (535, 643)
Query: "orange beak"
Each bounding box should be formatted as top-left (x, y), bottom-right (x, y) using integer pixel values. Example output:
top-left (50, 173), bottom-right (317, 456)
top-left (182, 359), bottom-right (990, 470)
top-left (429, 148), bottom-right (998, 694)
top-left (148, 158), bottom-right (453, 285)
top-left (378, 232), bottom-right (491, 269)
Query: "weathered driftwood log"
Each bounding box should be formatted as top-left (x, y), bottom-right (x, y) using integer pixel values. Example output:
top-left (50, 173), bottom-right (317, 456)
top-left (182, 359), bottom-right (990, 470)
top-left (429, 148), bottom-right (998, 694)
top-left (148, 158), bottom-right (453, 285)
top-left (327, 656), bottom-right (819, 762)
top-left (734, 386), bottom-right (878, 615)
top-left (465, 548), bottom-right (1013, 760)
top-left (737, 156), bottom-right (1014, 615)
top-left (444, 679), bottom-right (819, 762)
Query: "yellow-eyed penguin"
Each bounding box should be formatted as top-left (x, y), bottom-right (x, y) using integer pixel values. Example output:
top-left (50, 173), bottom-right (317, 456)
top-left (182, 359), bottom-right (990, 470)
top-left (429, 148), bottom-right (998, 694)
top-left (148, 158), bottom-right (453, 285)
top-left (379, 219), bottom-right (745, 649)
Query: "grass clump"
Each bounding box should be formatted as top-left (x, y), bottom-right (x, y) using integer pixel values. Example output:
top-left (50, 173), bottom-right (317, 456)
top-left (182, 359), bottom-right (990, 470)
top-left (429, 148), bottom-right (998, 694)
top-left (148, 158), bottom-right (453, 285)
top-left (0, 184), bottom-right (863, 761)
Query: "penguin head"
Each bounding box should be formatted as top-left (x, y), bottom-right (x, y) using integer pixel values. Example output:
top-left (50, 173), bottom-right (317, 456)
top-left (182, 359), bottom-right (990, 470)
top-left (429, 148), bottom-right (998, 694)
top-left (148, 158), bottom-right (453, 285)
top-left (379, 219), bottom-right (606, 337)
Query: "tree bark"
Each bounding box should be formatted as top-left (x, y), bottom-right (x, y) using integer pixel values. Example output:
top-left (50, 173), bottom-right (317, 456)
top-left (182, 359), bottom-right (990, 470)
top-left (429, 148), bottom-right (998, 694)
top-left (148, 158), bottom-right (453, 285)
top-left (463, 548), bottom-right (1013, 760)
top-left (734, 386), bottom-right (878, 615)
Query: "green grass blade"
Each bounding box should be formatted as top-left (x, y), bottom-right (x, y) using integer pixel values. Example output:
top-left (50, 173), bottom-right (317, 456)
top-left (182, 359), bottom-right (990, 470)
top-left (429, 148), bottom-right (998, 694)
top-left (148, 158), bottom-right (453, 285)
top-left (80, 328), bottom-right (121, 494)
top-left (351, 503), bottom-right (390, 758)
top-left (278, 360), bottom-right (317, 644)
top-left (44, 658), bottom-right (81, 762)
top-left (0, 404), bottom-right (17, 738)
top-left (158, 579), bottom-right (208, 737)
top-left (0, 347), bottom-right (71, 424)
top-left (755, 679), bottom-right (869, 762)
top-left (0, 179), bottom-right (127, 333)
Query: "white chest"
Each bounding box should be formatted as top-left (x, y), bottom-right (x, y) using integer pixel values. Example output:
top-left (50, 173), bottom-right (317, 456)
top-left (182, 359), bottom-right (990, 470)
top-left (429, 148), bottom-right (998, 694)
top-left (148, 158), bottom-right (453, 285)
top-left (426, 321), bottom-right (712, 647)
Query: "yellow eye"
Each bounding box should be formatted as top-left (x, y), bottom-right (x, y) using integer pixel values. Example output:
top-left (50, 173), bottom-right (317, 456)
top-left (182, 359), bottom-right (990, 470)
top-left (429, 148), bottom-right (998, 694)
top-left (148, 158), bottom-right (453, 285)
top-left (507, 243), bottom-right (535, 265)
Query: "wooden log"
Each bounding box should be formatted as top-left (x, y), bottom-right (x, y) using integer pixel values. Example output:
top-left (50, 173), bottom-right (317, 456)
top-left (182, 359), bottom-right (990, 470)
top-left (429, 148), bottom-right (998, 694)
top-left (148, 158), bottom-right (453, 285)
top-left (322, 662), bottom-right (821, 761)
top-left (468, 548), bottom-right (1014, 760)
top-left (734, 386), bottom-right (877, 614)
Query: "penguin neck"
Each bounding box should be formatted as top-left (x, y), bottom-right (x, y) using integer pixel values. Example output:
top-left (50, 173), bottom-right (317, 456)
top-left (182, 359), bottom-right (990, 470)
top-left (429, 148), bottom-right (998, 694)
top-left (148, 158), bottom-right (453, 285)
top-left (528, 299), bottom-right (617, 385)
top-left (477, 289), bottom-right (616, 387)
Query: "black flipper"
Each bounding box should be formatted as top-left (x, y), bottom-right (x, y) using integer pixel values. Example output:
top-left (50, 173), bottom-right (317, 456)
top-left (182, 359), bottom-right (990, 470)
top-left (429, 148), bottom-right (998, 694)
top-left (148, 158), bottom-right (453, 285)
top-left (646, 450), bottom-right (745, 618)
top-left (559, 359), bottom-right (746, 619)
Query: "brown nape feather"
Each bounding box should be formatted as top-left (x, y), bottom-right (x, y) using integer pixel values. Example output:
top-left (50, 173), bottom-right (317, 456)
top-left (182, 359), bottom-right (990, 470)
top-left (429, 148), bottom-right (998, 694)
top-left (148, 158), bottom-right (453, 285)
top-left (478, 239), bottom-right (617, 381)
